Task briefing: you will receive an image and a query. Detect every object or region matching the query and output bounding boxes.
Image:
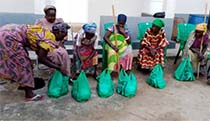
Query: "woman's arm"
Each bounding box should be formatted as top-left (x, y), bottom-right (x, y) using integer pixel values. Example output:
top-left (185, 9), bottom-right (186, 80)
top-left (85, 48), bottom-right (97, 61)
top-left (37, 48), bottom-right (61, 70)
top-left (103, 31), bottom-right (119, 52)
top-left (117, 26), bottom-right (131, 45)
top-left (76, 46), bottom-right (81, 60)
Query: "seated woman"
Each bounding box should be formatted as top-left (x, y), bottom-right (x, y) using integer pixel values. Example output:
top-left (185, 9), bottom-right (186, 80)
top-left (0, 23), bottom-right (70, 101)
top-left (103, 14), bottom-right (133, 74)
top-left (73, 23), bottom-right (98, 79)
top-left (35, 5), bottom-right (64, 31)
top-left (138, 18), bottom-right (168, 71)
top-left (35, 5), bottom-right (66, 46)
top-left (184, 23), bottom-right (209, 78)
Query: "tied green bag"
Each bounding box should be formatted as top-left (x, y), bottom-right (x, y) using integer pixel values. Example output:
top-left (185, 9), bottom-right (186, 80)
top-left (146, 64), bottom-right (166, 89)
top-left (96, 68), bottom-right (114, 98)
top-left (116, 69), bottom-right (137, 97)
top-left (124, 72), bottom-right (137, 97)
top-left (71, 71), bottom-right (91, 102)
top-left (48, 70), bottom-right (69, 98)
top-left (174, 58), bottom-right (195, 81)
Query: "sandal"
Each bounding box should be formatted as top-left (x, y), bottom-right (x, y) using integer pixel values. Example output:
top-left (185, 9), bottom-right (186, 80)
top-left (25, 94), bottom-right (44, 102)
top-left (207, 80), bottom-right (210, 85)
top-left (69, 78), bottom-right (73, 86)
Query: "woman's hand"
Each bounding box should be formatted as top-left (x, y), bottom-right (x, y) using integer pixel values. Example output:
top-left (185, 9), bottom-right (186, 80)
top-left (111, 45), bottom-right (119, 52)
top-left (60, 67), bottom-right (69, 76)
top-left (149, 48), bottom-right (156, 56)
top-left (198, 53), bottom-right (204, 61)
top-left (54, 42), bottom-right (60, 48)
top-left (59, 41), bottom-right (65, 48)
top-left (126, 39), bottom-right (131, 45)
top-left (37, 48), bottom-right (61, 70)
top-left (104, 31), bottom-right (119, 53)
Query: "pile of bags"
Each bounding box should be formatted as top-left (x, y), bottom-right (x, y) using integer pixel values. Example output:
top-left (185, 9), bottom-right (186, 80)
top-left (116, 69), bottom-right (137, 98)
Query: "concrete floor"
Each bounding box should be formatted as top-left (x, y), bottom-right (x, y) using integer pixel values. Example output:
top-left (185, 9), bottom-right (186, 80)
top-left (0, 58), bottom-right (210, 121)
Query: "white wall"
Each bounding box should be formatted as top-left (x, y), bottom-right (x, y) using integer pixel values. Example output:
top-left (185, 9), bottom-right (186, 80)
top-left (35, 0), bottom-right (55, 14)
top-left (175, 0), bottom-right (210, 14)
top-left (55, 0), bottom-right (88, 23)
top-left (0, 0), bottom-right (34, 13)
top-left (88, 0), bottom-right (144, 29)
top-left (0, 0), bottom-right (210, 25)
top-left (0, 0), bottom-right (210, 16)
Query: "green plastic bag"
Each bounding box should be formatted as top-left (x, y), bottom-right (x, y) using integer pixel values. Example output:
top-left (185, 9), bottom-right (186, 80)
top-left (71, 71), bottom-right (91, 102)
top-left (96, 68), bottom-right (114, 98)
top-left (48, 70), bottom-right (69, 98)
top-left (117, 69), bottom-right (137, 97)
top-left (61, 76), bottom-right (70, 96)
top-left (174, 58), bottom-right (195, 81)
top-left (146, 64), bottom-right (166, 89)
top-left (124, 72), bottom-right (137, 97)
top-left (208, 54), bottom-right (210, 60)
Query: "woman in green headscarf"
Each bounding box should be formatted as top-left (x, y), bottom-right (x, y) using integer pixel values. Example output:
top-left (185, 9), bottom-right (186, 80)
top-left (138, 18), bottom-right (169, 70)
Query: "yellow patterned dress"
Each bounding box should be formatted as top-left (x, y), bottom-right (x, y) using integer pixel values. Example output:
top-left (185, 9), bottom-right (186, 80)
top-left (0, 24), bottom-right (56, 88)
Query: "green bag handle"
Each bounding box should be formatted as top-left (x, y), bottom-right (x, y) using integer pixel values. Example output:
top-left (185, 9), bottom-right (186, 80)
top-left (78, 71), bottom-right (85, 90)
top-left (119, 69), bottom-right (129, 81)
top-left (77, 71), bottom-right (90, 96)
top-left (73, 71), bottom-right (85, 98)
top-left (96, 68), bottom-right (110, 82)
top-left (117, 69), bottom-right (130, 94)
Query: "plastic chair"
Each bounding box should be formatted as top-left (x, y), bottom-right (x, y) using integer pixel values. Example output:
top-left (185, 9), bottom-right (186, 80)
top-left (174, 23), bottom-right (196, 64)
top-left (137, 22), bottom-right (152, 42)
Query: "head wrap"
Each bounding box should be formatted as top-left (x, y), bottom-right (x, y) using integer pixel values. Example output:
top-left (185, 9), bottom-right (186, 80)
top-left (152, 18), bottom-right (165, 28)
top-left (196, 23), bottom-right (207, 33)
top-left (82, 22), bottom-right (97, 33)
top-left (117, 14), bottom-right (127, 23)
top-left (52, 22), bottom-right (70, 33)
top-left (44, 5), bottom-right (56, 14)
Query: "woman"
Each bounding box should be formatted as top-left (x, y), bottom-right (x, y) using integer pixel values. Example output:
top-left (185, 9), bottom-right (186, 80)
top-left (35, 5), bottom-right (67, 45)
top-left (184, 23), bottom-right (209, 79)
top-left (0, 23), bottom-right (70, 101)
top-left (35, 5), bottom-right (70, 78)
top-left (138, 18), bottom-right (168, 70)
top-left (35, 5), bottom-right (64, 31)
top-left (48, 23), bottom-right (71, 76)
top-left (103, 14), bottom-right (133, 74)
top-left (73, 23), bottom-right (98, 78)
